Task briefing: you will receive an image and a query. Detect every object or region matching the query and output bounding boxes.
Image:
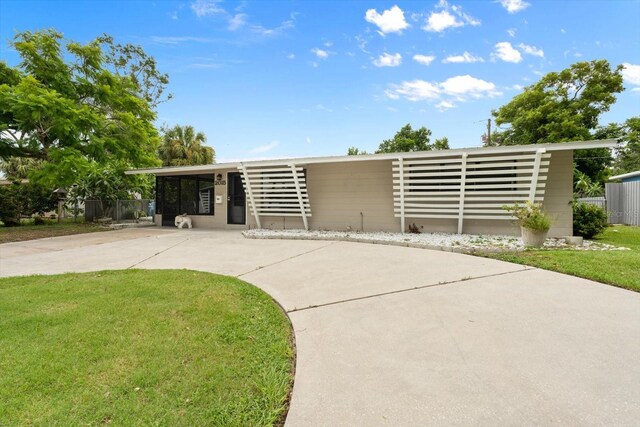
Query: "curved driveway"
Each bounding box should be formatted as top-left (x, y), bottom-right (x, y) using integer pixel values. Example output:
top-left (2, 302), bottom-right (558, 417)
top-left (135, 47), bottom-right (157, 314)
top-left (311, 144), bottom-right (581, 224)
top-left (1, 228), bottom-right (639, 425)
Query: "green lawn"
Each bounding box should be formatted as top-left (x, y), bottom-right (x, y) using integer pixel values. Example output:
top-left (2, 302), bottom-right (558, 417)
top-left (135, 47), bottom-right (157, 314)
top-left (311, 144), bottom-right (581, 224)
top-left (0, 270), bottom-right (294, 426)
top-left (487, 226), bottom-right (640, 292)
top-left (0, 219), bottom-right (108, 244)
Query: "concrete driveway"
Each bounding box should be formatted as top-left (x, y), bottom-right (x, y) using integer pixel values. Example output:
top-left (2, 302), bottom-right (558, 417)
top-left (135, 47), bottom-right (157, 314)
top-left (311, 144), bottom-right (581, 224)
top-left (1, 228), bottom-right (639, 426)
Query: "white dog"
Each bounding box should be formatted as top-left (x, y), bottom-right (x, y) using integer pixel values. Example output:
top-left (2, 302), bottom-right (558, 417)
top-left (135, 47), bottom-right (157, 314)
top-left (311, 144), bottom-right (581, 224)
top-left (174, 214), bottom-right (193, 229)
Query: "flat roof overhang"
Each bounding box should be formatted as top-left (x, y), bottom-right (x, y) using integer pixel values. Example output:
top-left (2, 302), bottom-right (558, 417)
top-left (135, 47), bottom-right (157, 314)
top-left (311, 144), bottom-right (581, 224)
top-left (126, 139), bottom-right (619, 175)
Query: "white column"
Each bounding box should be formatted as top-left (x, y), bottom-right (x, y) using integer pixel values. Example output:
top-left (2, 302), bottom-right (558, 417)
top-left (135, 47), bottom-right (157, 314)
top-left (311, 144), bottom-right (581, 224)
top-left (239, 164), bottom-right (261, 228)
top-left (398, 157), bottom-right (405, 233)
top-left (289, 164), bottom-right (309, 231)
top-left (457, 153), bottom-right (468, 234)
top-left (529, 149), bottom-right (546, 202)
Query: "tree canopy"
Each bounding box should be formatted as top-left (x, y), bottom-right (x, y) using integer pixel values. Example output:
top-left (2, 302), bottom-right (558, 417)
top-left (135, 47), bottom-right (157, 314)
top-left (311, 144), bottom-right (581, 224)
top-left (0, 29), bottom-right (165, 187)
top-left (159, 125), bottom-right (215, 166)
top-left (490, 60), bottom-right (624, 146)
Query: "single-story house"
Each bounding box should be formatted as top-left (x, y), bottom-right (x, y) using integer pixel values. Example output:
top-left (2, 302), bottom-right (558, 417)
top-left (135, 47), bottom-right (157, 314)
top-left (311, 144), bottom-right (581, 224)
top-left (126, 139), bottom-right (618, 237)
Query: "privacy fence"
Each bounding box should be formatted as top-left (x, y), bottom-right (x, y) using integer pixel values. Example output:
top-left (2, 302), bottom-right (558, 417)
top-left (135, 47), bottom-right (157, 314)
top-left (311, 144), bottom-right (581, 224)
top-left (85, 199), bottom-right (154, 222)
top-left (578, 182), bottom-right (640, 226)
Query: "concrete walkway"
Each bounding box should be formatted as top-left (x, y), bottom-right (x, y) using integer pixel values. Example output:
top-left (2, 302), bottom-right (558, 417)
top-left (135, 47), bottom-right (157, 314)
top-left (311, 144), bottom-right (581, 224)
top-left (1, 228), bottom-right (639, 426)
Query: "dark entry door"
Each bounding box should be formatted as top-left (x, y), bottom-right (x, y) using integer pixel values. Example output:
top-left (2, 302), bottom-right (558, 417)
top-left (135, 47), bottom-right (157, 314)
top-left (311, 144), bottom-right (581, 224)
top-left (227, 172), bottom-right (246, 224)
top-left (162, 176), bottom-right (180, 226)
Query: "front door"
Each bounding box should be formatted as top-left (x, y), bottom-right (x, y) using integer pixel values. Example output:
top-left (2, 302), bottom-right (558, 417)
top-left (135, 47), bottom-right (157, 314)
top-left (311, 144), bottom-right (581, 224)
top-left (227, 172), bottom-right (246, 224)
top-left (162, 176), bottom-right (180, 226)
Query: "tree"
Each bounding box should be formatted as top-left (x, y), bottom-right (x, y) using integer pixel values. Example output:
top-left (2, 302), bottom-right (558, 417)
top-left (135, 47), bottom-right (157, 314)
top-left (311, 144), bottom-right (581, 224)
top-left (491, 60), bottom-right (624, 146)
top-left (613, 116), bottom-right (640, 174)
top-left (376, 124), bottom-right (434, 153)
top-left (0, 30), bottom-right (163, 187)
top-left (0, 157), bottom-right (42, 180)
top-left (68, 161), bottom-right (153, 219)
top-left (347, 147), bottom-right (368, 155)
top-left (158, 125), bottom-right (215, 166)
top-left (434, 137), bottom-right (450, 150)
top-left (0, 181), bottom-right (57, 226)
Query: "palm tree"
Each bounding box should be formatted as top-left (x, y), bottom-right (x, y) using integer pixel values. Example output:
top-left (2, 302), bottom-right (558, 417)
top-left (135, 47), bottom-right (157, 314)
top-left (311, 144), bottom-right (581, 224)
top-left (158, 125), bottom-right (215, 166)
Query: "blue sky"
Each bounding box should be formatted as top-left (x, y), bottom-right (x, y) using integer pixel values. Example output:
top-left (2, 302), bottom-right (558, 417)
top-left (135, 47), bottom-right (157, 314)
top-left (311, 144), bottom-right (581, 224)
top-left (1, 0), bottom-right (639, 162)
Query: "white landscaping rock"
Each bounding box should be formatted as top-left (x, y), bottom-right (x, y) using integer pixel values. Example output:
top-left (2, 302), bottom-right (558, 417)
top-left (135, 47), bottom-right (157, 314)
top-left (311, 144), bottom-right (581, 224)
top-left (243, 229), bottom-right (628, 253)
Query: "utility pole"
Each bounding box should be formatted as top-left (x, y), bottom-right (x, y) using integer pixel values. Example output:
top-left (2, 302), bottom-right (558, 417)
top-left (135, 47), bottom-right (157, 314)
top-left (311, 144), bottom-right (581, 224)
top-left (487, 118), bottom-right (492, 146)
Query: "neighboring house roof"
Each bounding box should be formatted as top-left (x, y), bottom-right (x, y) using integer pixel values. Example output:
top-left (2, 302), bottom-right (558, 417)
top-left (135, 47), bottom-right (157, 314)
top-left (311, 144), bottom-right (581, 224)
top-left (609, 170), bottom-right (640, 181)
top-left (126, 139), bottom-right (619, 175)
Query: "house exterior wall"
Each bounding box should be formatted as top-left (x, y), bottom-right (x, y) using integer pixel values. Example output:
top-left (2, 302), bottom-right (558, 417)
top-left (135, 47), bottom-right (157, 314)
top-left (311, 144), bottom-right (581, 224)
top-left (541, 150), bottom-right (573, 237)
top-left (162, 151), bottom-right (573, 237)
top-left (248, 151), bottom-right (574, 237)
top-left (155, 168), bottom-right (248, 230)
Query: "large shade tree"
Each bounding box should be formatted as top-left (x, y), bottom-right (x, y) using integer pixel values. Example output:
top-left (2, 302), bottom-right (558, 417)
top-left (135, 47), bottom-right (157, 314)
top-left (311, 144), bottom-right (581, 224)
top-left (158, 125), bottom-right (215, 166)
top-left (487, 60), bottom-right (625, 189)
top-left (489, 60), bottom-right (624, 146)
top-left (0, 30), bottom-right (166, 187)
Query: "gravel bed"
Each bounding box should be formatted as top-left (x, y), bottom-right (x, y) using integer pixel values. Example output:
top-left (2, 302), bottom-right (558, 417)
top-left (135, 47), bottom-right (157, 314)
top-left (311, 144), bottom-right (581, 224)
top-left (243, 229), bottom-right (628, 253)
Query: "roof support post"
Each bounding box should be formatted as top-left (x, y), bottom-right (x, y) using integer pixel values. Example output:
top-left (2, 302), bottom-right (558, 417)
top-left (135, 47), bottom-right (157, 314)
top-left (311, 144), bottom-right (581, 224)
top-left (289, 164), bottom-right (309, 231)
top-left (398, 157), bottom-right (405, 233)
top-left (239, 164), bottom-right (261, 229)
top-left (457, 153), bottom-right (468, 234)
top-left (528, 149), bottom-right (546, 202)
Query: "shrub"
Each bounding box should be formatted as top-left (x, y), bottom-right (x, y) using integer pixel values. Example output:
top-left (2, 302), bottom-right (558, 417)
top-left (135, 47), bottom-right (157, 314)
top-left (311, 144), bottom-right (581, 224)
top-left (503, 201), bottom-right (552, 232)
top-left (573, 201), bottom-right (608, 238)
top-left (33, 216), bottom-right (46, 225)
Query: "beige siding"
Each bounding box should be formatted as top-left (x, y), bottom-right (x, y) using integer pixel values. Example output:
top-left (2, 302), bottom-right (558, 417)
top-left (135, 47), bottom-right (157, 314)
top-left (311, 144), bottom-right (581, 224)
top-left (541, 150), bottom-right (573, 237)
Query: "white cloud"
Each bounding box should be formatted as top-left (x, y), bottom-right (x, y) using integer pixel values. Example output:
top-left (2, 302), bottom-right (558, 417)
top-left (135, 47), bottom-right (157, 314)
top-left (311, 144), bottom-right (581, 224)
top-left (436, 100), bottom-right (455, 111)
top-left (250, 17), bottom-right (295, 37)
top-left (305, 137), bottom-right (312, 144)
top-left (169, 11), bottom-right (178, 20)
top-left (228, 13), bottom-right (247, 31)
top-left (316, 104), bottom-right (333, 112)
top-left (413, 54), bottom-right (436, 65)
top-left (250, 141), bottom-right (279, 154)
top-left (311, 48), bottom-right (330, 59)
top-left (190, 0), bottom-right (224, 17)
top-left (440, 75), bottom-right (500, 99)
top-left (622, 63), bottom-right (640, 87)
top-left (365, 5), bottom-right (409, 35)
top-left (423, 0), bottom-right (480, 33)
top-left (518, 43), bottom-right (544, 57)
top-left (373, 52), bottom-right (402, 67)
top-left (324, 41), bottom-right (333, 47)
top-left (442, 51), bottom-right (484, 63)
top-left (498, 0), bottom-right (530, 13)
top-left (507, 28), bottom-right (516, 37)
top-left (385, 80), bottom-right (441, 101)
top-left (492, 42), bottom-right (522, 63)
top-left (287, 53), bottom-right (295, 60)
top-left (385, 75), bottom-right (501, 109)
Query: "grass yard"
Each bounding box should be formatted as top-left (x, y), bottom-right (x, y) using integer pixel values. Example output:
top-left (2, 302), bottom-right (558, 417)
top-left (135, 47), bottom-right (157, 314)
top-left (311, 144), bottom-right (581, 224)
top-left (487, 226), bottom-right (640, 292)
top-left (0, 219), bottom-right (108, 244)
top-left (0, 270), bottom-right (294, 426)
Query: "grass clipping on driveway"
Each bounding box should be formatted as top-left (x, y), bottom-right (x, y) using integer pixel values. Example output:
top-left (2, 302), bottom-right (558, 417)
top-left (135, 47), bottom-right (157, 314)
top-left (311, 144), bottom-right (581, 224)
top-left (0, 270), bottom-right (294, 425)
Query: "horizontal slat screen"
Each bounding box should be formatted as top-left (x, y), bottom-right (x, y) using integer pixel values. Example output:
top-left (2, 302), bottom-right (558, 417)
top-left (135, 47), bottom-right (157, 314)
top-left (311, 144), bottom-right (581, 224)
top-left (393, 150), bottom-right (551, 231)
top-left (239, 164), bottom-right (311, 229)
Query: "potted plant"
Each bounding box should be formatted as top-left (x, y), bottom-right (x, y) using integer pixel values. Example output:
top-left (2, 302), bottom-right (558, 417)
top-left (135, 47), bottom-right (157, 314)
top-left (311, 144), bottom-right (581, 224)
top-left (503, 201), bottom-right (552, 248)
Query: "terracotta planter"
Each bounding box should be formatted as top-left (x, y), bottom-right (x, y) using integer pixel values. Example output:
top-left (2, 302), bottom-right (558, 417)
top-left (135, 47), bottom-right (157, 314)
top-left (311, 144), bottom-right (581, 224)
top-left (520, 226), bottom-right (548, 248)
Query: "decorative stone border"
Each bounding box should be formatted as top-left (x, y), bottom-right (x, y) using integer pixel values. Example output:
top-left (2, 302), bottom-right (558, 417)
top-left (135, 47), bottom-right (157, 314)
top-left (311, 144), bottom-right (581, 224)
top-left (243, 229), bottom-right (628, 254)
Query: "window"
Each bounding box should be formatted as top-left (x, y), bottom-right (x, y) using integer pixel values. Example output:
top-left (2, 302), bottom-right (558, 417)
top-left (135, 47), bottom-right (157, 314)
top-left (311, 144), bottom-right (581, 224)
top-left (156, 175), bottom-right (215, 215)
